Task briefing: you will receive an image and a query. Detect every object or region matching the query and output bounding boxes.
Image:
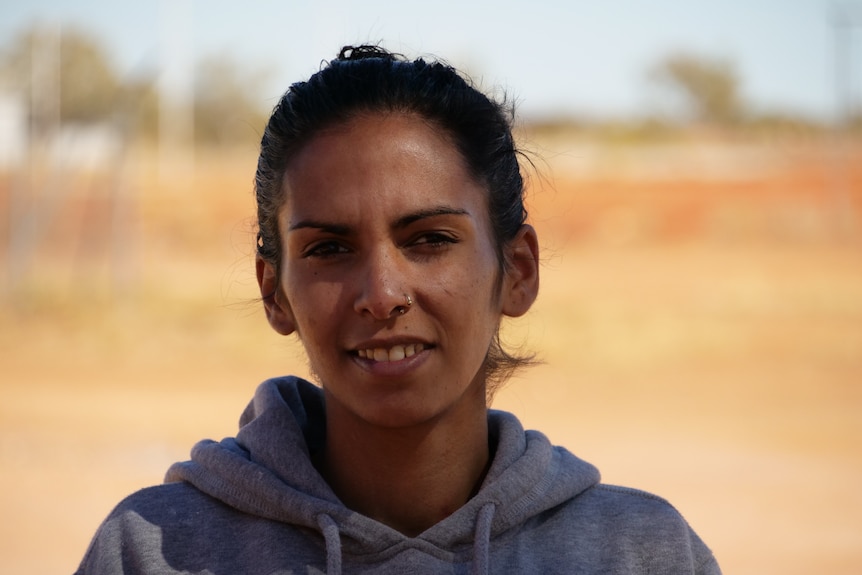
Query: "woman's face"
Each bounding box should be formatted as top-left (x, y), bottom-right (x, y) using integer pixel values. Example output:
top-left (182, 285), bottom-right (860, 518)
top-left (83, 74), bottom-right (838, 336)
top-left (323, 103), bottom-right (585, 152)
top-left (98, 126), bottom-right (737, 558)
top-left (262, 112), bottom-right (530, 428)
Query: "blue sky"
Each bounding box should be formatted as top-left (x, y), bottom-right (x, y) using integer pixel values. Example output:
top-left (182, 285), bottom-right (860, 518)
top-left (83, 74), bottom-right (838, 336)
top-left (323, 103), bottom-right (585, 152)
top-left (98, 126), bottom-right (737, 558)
top-left (1, 0), bottom-right (859, 120)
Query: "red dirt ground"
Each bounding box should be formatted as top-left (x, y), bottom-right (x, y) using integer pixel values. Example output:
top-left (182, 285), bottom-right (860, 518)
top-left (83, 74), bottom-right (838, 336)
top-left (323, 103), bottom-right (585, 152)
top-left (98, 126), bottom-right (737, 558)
top-left (1, 137), bottom-right (861, 574)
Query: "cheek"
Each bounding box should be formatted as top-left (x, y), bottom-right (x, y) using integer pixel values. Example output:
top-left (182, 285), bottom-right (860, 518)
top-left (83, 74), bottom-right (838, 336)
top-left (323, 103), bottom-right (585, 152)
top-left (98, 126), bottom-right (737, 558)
top-left (429, 251), bottom-right (500, 326)
top-left (466, 245), bottom-right (503, 306)
top-left (282, 270), bottom-right (345, 337)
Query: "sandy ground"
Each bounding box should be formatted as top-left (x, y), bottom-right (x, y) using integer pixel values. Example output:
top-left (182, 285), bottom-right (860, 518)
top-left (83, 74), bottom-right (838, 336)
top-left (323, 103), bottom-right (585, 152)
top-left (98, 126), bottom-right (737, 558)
top-left (1, 138), bottom-right (861, 573)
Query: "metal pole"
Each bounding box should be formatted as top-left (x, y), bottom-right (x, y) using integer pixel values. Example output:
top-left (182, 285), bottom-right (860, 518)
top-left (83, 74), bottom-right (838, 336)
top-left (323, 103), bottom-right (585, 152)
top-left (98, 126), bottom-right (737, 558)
top-left (829, 3), bottom-right (862, 241)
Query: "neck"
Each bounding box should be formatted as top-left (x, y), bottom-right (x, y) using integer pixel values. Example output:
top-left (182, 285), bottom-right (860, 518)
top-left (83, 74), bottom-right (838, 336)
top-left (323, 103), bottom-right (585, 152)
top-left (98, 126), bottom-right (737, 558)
top-left (318, 389), bottom-right (490, 536)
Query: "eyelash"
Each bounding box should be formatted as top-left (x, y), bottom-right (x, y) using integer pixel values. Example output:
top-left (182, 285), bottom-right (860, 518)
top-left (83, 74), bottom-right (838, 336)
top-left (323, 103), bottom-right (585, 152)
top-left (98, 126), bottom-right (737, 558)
top-left (301, 232), bottom-right (458, 260)
top-left (410, 231), bottom-right (458, 249)
top-left (302, 241), bottom-right (349, 259)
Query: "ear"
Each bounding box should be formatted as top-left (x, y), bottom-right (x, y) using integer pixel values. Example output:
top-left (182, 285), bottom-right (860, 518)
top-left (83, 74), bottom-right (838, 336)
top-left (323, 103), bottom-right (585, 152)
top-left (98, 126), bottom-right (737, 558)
top-left (501, 224), bottom-right (540, 318)
top-left (256, 256), bottom-right (296, 336)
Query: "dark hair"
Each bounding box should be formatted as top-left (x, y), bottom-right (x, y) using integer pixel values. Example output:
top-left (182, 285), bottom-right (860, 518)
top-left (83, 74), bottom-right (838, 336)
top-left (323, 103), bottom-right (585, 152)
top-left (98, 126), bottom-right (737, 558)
top-left (255, 45), bottom-right (534, 391)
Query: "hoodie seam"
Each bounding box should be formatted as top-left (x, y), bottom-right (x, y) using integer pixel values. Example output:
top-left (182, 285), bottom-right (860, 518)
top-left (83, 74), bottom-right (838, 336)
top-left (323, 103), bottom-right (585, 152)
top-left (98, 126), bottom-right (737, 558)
top-left (592, 484), bottom-right (678, 508)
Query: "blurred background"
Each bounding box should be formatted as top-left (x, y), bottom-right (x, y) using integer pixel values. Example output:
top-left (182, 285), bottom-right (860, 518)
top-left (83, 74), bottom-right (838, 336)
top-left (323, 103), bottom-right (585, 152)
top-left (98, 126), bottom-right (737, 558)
top-left (1, 1), bottom-right (861, 573)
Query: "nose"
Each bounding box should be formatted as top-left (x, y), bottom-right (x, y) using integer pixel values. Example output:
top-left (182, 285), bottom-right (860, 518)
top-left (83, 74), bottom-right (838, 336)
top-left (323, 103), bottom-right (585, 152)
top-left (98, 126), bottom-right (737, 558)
top-left (353, 247), bottom-right (411, 320)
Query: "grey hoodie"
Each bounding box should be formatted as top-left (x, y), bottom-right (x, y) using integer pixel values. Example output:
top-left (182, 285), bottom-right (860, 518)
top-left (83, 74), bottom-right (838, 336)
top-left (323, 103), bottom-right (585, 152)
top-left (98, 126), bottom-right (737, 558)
top-left (76, 376), bottom-right (721, 574)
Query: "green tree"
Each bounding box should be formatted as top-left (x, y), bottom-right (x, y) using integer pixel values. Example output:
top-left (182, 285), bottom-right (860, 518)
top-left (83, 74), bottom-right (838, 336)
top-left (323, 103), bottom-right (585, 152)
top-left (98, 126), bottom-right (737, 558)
top-left (194, 54), bottom-right (270, 146)
top-left (0, 25), bottom-right (120, 133)
top-left (0, 24), bottom-right (272, 146)
top-left (649, 52), bottom-right (743, 126)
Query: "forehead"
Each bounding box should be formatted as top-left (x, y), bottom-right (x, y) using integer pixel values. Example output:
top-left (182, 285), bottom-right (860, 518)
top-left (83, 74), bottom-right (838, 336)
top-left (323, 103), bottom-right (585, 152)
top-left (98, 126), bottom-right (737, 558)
top-left (281, 112), bottom-right (487, 221)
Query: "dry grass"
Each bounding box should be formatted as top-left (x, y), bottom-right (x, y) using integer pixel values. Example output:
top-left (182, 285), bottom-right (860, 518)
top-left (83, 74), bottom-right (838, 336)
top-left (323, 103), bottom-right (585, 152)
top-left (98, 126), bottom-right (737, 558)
top-left (1, 136), bottom-right (861, 573)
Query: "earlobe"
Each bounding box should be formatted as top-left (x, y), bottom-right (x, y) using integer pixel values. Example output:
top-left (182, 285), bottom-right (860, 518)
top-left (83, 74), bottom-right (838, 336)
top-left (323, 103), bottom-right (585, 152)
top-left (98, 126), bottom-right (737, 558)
top-left (501, 224), bottom-right (540, 318)
top-left (256, 256), bottom-right (296, 336)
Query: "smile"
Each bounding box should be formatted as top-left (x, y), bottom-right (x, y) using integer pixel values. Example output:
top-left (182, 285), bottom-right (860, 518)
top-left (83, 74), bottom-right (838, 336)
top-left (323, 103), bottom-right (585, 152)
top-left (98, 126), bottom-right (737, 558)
top-left (356, 343), bottom-right (425, 362)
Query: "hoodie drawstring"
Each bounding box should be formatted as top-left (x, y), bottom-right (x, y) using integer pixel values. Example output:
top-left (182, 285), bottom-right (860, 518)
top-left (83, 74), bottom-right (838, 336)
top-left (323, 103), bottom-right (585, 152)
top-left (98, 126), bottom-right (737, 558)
top-left (316, 513), bottom-right (343, 575)
top-left (472, 502), bottom-right (496, 575)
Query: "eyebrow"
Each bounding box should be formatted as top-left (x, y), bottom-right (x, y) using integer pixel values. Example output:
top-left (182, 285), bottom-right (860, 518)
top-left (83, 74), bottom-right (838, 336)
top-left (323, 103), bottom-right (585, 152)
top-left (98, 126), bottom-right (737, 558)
top-left (288, 206), bottom-right (470, 234)
top-left (393, 206), bottom-right (469, 229)
top-left (288, 220), bottom-right (351, 234)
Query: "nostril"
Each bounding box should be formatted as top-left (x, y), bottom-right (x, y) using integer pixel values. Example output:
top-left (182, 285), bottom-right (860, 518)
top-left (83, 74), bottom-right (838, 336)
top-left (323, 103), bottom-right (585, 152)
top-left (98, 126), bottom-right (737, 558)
top-left (355, 289), bottom-right (413, 321)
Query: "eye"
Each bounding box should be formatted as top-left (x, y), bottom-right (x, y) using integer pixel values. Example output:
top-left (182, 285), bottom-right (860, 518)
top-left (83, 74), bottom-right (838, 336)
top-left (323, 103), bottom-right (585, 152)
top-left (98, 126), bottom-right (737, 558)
top-left (302, 240), bottom-right (350, 259)
top-left (409, 231), bottom-right (459, 250)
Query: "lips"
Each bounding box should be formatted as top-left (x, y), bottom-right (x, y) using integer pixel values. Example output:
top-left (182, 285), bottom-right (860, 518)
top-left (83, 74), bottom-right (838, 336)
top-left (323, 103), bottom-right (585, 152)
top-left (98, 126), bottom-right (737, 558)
top-left (356, 343), bottom-right (425, 362)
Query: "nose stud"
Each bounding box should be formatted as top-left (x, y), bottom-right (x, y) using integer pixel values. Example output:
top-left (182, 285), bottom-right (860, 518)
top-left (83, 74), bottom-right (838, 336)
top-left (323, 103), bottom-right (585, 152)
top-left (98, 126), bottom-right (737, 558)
top-left (395, 293), bottom-right (413, 315)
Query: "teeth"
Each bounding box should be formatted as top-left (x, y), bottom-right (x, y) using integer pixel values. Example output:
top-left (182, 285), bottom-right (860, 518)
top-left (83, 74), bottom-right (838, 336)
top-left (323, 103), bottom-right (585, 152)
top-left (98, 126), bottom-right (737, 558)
top-left (358, 343), bottom-right (423, 362)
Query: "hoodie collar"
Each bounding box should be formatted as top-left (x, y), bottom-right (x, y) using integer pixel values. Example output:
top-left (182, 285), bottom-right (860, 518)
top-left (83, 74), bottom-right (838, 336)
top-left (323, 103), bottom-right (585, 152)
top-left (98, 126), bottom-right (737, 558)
top-left (166, 376), bottom-right (600, 568)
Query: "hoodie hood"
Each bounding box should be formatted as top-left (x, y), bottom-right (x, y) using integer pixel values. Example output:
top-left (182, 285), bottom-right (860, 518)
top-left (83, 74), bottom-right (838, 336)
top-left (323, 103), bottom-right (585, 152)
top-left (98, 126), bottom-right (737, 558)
top-left (166, 376), bottom-right (600, 571)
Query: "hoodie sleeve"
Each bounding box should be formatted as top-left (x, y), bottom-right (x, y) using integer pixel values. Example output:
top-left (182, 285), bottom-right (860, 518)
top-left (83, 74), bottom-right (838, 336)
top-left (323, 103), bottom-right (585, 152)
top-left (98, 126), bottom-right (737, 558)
top-left (75, 482), bottom-right (251, 575)
top-left (74, 486), bottom-right (186, 575)
top-left (74, 514), bottom-right (157, 575)
top-left (644, 497), bottom-right (721, 574)
top-left (586, 484), bottom-right (722, 575)
top-left (689, 527), bottom-right (723, 575)
top-left (74, 480), bottom-right (331, 575)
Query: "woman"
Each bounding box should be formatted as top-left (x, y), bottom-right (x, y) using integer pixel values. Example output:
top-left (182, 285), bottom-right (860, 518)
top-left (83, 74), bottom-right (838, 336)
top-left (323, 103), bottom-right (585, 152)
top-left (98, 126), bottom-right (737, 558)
top-left (76, 45), bottom-right (721, 574)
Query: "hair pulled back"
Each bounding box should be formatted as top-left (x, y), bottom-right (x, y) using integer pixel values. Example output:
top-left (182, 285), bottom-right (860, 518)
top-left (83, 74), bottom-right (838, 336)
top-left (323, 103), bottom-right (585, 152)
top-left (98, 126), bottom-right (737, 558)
top-left (255, 45), bottom-right (533, 391)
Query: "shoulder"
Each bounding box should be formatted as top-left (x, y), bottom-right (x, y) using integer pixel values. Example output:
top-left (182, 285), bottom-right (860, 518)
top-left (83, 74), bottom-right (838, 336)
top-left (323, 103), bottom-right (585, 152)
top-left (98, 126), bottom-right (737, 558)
top-left (584, 483), bottom-right (684, 516)
top-left (89, 479), bottom-right (281, 543)
top-left (75, 482), bottom-right (250, 574)
top-left (76, 481), bottom-right (324, 575)
top-left (106, 481), bottom-right (224, 526)
top-left (574, 483), bottom-right (702, 538)
top-left (551, 484), bottom-right (722, 574)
